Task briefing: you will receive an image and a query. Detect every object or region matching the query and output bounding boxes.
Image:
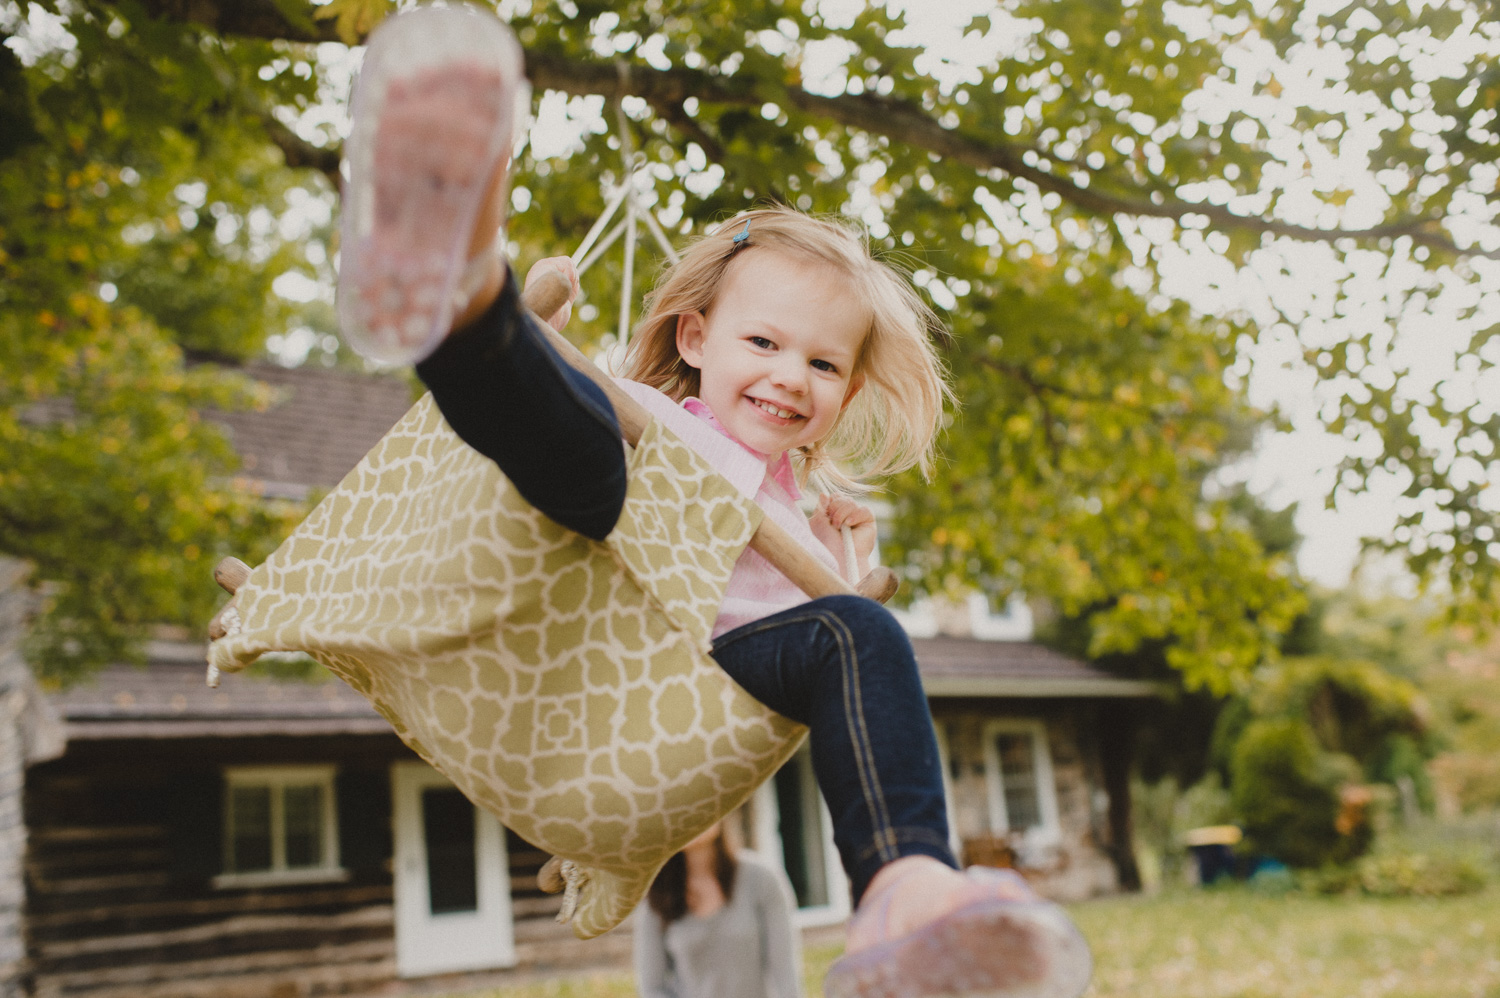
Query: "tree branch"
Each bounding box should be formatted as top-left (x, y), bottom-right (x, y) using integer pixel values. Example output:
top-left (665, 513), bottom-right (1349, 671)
top-left (121, 0), bottom-right (1492, 260)
top-left (978, 356), bottom-right (1123, 409)
top-left (129, 0), bottom-right (340, 43)
top-left (522, 52), bottom-right (1493, 261)
top-left (656, 99), bottom-right (727, 164)
top-left (262, 117), bottom-right (342, 188)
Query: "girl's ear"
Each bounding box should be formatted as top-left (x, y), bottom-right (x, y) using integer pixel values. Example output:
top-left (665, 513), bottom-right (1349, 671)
top-left (675, 312), bottom-right (707, 370)
top-left (841, 373), bottom-right (866, 411)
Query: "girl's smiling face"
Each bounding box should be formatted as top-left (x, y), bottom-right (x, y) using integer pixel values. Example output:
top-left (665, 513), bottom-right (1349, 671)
top-left (675, 248), bottom-right (867, 458)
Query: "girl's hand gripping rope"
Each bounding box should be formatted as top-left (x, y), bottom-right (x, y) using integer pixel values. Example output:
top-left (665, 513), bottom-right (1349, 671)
top-left (812, 493), bottom-right (876, 584)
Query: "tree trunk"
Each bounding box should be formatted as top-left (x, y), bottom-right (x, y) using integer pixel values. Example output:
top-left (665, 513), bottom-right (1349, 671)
top-left (1098, 704), bottom-right (1142, 892)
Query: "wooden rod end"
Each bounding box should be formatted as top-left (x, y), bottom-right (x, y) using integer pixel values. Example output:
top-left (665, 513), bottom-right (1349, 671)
top-left (520, 268), bottom-right (573, 327)
top-left (855, 567), bottom-right (899, 605)
top-left (214, 557), bottom-right (251, 595)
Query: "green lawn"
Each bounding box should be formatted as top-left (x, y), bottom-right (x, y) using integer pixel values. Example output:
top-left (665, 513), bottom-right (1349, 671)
top-left (1073, 885), bottom-right (1500, 998)
top-left (458, 884), bottom-right (1500, 998)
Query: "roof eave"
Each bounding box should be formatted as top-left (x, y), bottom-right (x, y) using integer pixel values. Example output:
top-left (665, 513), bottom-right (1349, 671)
top-left (921, 676), bottom-right (1160, 698)
top-left (62, 718), bottom-right (398, 740)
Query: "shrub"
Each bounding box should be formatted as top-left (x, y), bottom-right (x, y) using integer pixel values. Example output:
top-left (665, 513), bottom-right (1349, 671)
top-left (1230, 718), bottom-right (1370, 868)
top-left (1300, 851), bottom-right (1489, 897)
top-left (1358, 852), bottom-right (1488, 896)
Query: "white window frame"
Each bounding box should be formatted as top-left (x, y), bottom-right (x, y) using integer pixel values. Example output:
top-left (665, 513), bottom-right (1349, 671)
top-left (981, 720), bottom-right (1062, 849)
top-left (932, 720), bottom-right (963, 860)
top-left (215, 764), bottom-right (347, 888)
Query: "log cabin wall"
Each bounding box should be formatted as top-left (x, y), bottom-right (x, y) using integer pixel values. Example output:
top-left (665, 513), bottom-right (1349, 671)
top-left (1, 561), bottom-right (36, 998)
top-left (1, 674), bottom-right (27, 998)
top-left (24, 736), bottom-right (407, 998)
top-left (22, 734), bottom-right (629, 998)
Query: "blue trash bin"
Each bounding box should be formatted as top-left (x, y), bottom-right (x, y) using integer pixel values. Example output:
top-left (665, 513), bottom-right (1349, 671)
top-left (1184, 825), bottom-right (1243, 885)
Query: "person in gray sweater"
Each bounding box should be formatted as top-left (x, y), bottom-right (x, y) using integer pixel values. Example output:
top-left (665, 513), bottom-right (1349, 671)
top-left (634, 822), bottom-right (803, 998)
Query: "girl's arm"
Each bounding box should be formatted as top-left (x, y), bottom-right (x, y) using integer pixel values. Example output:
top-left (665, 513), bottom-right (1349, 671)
top-left (809, 494), bottom-right (877, 583)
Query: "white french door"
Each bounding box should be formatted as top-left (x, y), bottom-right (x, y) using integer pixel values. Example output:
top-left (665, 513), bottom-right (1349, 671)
top-left (754, 744), bottom-right (851, 928)
top-left (391, 762), bottom-right (516, 977)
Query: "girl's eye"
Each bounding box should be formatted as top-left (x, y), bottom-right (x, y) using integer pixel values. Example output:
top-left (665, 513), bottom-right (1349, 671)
top-left (749, 336), bottom-right (774, 349)
top-left (811, 359), bottom-right (837, 373)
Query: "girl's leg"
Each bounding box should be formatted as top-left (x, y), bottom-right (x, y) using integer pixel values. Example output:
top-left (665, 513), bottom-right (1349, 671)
top-left (712, 595), bottom-right (1092, 998)
top-left (415, 272), bottom-right (628, 541)
top-left (709, 594), bottom-right (956, 903)
top-left (337, 6), bottom-right (626, 541)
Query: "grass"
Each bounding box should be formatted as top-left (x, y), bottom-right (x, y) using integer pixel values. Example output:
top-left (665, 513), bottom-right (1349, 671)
top-left (1074, 884), bottom-right (1500, 998)
top-left (451, 883), bottom-right (1500, 998)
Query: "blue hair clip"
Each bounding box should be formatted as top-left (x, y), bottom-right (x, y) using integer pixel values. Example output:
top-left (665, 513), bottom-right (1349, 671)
top-left (731, 218), bottom-right (751, 249)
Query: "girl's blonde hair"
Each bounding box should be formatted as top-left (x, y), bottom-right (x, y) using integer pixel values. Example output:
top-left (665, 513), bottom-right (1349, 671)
top-left (620, 207), bottom-right (953, 492)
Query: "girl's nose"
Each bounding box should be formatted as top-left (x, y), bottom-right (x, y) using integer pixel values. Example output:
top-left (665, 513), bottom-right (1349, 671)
top-left (770, 357), bottom-right (807, 393)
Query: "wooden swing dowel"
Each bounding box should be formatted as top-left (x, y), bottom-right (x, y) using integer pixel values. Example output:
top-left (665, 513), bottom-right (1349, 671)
top-left (519, 272), bottom-right (896, 606)
top-left (856, 566), bottom-right (900, 604)
top-left (519, 268), bottom-right (575, 333)
top-left (214, 556), bottom-right (251, 595)
top-left (206, 556), bottom-right (252, 642)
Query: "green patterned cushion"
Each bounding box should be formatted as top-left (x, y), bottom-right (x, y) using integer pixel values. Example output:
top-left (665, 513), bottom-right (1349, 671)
top-left (208, 394), bottom-right (807, 937)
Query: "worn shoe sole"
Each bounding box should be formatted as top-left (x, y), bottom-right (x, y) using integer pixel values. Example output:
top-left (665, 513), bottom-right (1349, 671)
top-left (337, 3), bottom-right (529, 364)
top-left (824, 897), bottom-right (1093, 998)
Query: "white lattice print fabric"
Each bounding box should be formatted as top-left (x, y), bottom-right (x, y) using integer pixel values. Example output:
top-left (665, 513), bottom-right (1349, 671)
top-left (207, 394), bottom-right (807, 938)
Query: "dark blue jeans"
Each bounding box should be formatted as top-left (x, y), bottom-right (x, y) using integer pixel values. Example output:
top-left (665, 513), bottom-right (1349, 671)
top-left (417, 275), bottom-right (957, 903)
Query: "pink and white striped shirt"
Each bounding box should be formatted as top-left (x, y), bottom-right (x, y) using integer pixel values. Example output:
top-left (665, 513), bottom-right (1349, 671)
top-left (614, 379), bottom-right (845, 638)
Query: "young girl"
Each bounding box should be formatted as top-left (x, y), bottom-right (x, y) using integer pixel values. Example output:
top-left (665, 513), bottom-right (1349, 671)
top-left (635, 820), bottom-right (804, 998)
top-left (337, 6), bottom-right (1091, 996)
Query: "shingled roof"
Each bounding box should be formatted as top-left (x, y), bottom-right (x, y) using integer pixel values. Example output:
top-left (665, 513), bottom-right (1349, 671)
top-left (211, 363), bottom-right (418, 499)
top-left (910, 636), bottom-right (1154, 698)
top-left (51, 641), bottom-right (389, 740)
top-left (47, 634), bottom-right (1151, 740)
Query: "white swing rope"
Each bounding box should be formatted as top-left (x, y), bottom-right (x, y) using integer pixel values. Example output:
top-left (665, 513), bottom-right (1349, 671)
top-left (560, 90), bottom-right (861, 587)
top-left (566, 94), bottom-right (681, 357)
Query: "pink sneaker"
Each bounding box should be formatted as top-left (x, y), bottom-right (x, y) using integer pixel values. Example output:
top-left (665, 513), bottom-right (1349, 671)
top-left (825, 868), bottom-right (1093, 998)
top-left (336, 3), bottom-right (529, 364)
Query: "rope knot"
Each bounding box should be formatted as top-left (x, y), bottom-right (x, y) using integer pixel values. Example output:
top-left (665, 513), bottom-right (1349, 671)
top-left (555, 860), bottom-right (590, 925)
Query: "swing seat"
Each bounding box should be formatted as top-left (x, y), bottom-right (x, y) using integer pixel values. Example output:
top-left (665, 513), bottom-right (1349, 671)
top-left (207, 394), bottom-right (807, 938)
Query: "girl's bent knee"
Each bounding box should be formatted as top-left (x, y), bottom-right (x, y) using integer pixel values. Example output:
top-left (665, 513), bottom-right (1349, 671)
top-left (813, 595), bottom-right (910, 648)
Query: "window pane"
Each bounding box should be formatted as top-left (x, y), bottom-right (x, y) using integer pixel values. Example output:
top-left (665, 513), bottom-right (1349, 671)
top-left (230, 785), bottom-right (273, 872)
top-left (422, 787), bottom-right (478, 914)
top-left (995, 733), bottom-right (1042, 831)
top-left (283, 784), bottom-right (326, 869)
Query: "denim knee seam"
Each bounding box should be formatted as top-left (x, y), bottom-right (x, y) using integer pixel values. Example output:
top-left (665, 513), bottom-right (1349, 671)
top-left (854, 827), bottom-right (953, 865)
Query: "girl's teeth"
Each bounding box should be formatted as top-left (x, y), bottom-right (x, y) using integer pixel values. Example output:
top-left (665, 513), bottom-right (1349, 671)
top-left (755, 400), bottom-right (798, 419)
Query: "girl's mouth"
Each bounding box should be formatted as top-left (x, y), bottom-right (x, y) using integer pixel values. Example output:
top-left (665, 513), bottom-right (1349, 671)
top-left (750, 397), bottom-right (802, 421)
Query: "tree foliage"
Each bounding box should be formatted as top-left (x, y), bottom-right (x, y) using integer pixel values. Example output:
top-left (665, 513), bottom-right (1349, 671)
top-left (3, 0), bottom-right (1496, 686)
top-left (1, 1), bottom-right (322, 681)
